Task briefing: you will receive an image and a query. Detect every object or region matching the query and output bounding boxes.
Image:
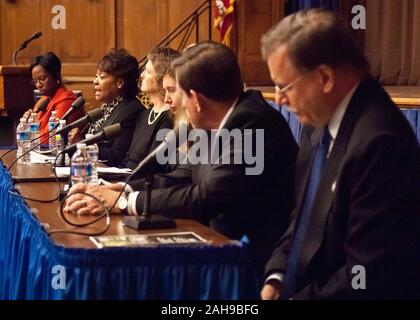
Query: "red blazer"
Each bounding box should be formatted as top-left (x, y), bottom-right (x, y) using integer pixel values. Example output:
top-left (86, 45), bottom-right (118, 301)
top-left (35, 86), bottom-right (84, 144)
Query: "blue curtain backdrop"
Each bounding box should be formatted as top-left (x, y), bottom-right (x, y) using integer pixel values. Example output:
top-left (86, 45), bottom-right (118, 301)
top-left (286, 0), bottom-right (339, 14)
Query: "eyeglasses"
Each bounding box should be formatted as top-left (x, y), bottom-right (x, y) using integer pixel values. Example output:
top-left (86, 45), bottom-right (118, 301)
top-left (31, 76), bottom-right (48, 86)
top-left (275, 74), bottom-right (305, 94)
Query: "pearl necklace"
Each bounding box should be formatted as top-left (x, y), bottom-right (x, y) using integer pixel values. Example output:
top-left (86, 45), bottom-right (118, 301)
top-left (147, 108), bottom-right (164, 125)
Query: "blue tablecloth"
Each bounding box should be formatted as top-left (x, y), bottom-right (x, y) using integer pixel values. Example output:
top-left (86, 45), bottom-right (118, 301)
top-left (0, 164), bottom-right (258, 300)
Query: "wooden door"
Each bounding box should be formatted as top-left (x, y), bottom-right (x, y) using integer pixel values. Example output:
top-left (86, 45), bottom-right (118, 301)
top-left (236, 0), bottom-right (285, 86)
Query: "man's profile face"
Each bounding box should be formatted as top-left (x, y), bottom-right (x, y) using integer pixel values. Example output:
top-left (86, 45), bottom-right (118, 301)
top-left (267, 45), bottom-right (325, 127)
top-left (163, 75), bottom-right (182, 115)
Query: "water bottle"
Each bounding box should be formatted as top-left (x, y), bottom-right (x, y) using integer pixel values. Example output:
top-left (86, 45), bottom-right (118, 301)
top-left (56, 120), bottom-right (70, 166)
top-left (70, 143), bottom-right (92, 185)
top-left (16, 118), bottom-right (30, 164)
top-left (86, 134), bottom-right (99, 185)
top-left (28, 112), bottom-right (41, 151)
top-left (16, 118), bottom-right (26, 159)
top-left (48, 110), bottom-right (58, 150)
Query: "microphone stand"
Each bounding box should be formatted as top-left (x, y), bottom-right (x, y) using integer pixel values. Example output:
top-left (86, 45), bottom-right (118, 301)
top-left (13, 43), bottom-right (30, 65)
top-left (12, 48), bottom-right (22, 65)
top-left (52, 148), bottom-right (71, 201)
top-left (12, 32), bottom-right (42, 65)
top-left (55, 134), bottom-right (69, 167)
top-left (123, 171), bottom-right (176, 230)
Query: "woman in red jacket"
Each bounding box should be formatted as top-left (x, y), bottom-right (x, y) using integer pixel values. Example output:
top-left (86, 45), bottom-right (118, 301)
top-left (24, 52), bottom-right (84, 144)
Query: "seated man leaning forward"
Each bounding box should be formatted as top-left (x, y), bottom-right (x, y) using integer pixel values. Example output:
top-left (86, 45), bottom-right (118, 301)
top-left (64, 41), bottom-right (298, 277)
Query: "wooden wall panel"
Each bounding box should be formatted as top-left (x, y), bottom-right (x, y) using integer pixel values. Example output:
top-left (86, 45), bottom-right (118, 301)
top-left (0, 0), bottom-right (42, 66)
top-left (0, 3), bottom-right (2, 64)
top-left (0, 0), bottom-right (116, 108)
top-left (165, 0), bottom-right (213, 52)
top-left (237, 0), bottom-right (284, 86)
top-left (0, 0), bottom-right (282, 105)
top-left (118, 0), bottom-right (212, 60)
top-left (0, 0), bottom-right (213, 68)
top-left (0, 0), bottom-right (115, 67)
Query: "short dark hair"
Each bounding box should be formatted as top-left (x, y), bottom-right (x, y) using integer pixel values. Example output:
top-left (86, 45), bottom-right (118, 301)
top-left (147, 47), bottom-right (180, 96)
top-left (172, 41), bottom-right (244, 102)
top-left (261, 9), bottom-right (369, 74)
top-left (98, 48), bottom-right (139, 100)
top-left (29, 52), bottom-right (62, 82)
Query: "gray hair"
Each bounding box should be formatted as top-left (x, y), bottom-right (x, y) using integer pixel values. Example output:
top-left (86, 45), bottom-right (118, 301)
top-left (261, 9), bottom-right (369, 74)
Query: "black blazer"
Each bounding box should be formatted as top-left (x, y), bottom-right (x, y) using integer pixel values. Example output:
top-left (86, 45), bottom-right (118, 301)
top-left (122, 109), bottom-right (173, 171)
top-left (265, 77), bottom-right (420, 299)
top-left (97, 98), bottom-right (145, 167)
top-left (130, 90), bottom-right (298, 276)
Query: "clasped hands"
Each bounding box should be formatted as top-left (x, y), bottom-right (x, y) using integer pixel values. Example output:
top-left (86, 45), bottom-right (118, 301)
top-left (63, 182), bottom-right (125, 215)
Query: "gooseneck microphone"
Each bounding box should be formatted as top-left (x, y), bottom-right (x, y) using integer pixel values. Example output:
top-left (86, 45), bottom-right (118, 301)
top-left (60, 96), bottom-right (85, 121)
top-left (35, 97), bottom-right (50, 114)
top-left (122, 124), bottom-right (188, 230)
top-left (20, 31), bottom-right (42, 49)
top-left (0, 99), bottom-right (91, 162)
top-left (63, 123), bottom-right (122, 154)
top-left (55, 107), bottom-right (102, 136)
top-left (13, 31), bottom-right (42, 65)
top-left (130, 124), bottom-right (187, 178)
top-left (6, 108), bottom-right (103, 171)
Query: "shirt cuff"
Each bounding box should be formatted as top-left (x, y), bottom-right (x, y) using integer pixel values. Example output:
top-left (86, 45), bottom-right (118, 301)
top-left (127, 191), bottom-right (139, 216)
top-left (265, 273), bottom-right (284, 285)
top-left (118, 182), bottom-right (134, 193)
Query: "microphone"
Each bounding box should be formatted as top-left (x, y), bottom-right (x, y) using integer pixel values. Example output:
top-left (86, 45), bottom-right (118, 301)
top-left (20, 31), bottom-right (42, 49)
top-left (55, 107), bottom-right (103, 136)
top-left (63, 123), bottom-right (122, 154)
top-left (35, 97), bottom-right (50, 113)
top-left (122, 124), bottom-right (188, 230)
top-left (13, 31), bottom-right (42, 65)
top-left (60, 96), bottom-right (85, 121)
top-left (131, 123), bottom-right (188, 177)
top-left (5, 107), bottom-right (102, 166)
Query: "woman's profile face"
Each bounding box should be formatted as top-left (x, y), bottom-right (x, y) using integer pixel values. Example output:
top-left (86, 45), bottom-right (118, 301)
top-left (31, 65), bottom-right (59, 97)
top-left (93, 69), bottom-right (122, 104)
top-left (140, 60), bottom-right (159, 94)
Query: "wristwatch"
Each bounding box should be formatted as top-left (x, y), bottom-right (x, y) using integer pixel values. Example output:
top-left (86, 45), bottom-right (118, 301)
top-left (117, 192), bottom-right (128, 213)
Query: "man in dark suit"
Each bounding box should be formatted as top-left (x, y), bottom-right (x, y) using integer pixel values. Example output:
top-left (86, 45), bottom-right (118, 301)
top-left (260, 9), bottom-right (420, 299)
top-left (65, 41), bottom-right (298, 277)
